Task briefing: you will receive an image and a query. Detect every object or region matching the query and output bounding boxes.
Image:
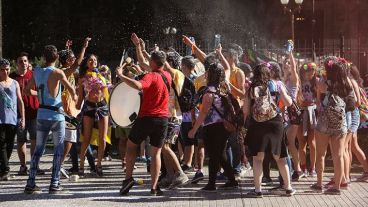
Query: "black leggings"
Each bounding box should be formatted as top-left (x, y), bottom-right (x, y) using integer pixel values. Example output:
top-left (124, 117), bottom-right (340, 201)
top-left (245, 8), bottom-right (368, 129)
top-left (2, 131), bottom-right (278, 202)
top-left (0, 124), bottom-right (17, 174)
top-left (203, 122), bottom-right (235, 186)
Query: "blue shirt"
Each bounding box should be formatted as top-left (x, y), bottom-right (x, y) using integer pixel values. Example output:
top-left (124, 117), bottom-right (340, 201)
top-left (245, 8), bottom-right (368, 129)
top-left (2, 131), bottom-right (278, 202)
top-left (33, 66), bottom-right (64, 121)
top-left (0, 79), bottom-right (18, 125)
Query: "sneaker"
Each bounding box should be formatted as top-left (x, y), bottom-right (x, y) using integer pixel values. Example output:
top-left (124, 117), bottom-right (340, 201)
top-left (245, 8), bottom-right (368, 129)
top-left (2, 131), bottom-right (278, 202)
top-left (181, 164), bottom-right (193, 173)
top-left (24, 185), bottom-right (42, 194)
top-left (324, 188), bottom-right (341, 195)
top-left (78, 169), bottom-right (85, 177)
top-left (49, 184), bottom-right (67, 194)
top-left (285, 188), bottom-right (296, 196)
top-left (291, 171), bottom-right (303, 181)
top-left (158, 175), bottom-right (172, 188)
top-left (261, 177), bottom-right (273, 186)
top-left (136, 157), bottom-right (147, 163)
top-left (0, 172), bottom-right (10, 181)
top-left (18, 166), bottom-right (28, 176)
top-left (67, 167), bottom-right (78, 175)
top-left (324, 180), bottom-right (349, 189)
top-left (354, 172), bottom-right (368, 182)
top-left (150, 187), bottom-right (164, 196)
top-left (120, 177), bottom-right (135, 195)
top-left (269, 185), bottom-right (296, 196)
top-left (239, 165), bottom-right (248, 178)
top-left (37, 168), bottom-right (46, 175)
top-left (300, 170), bottom-right (308, 178)
top-left (60, 167), bottom-right (69, 179)
top-left (169, 171), bottom-right (189, 189)
top-left (103, 155), bottom-right (112, 161)
top-left (201, 184), bottom-right (216, 192)
top-left (96, 166), bottom-right (103, 177)
top-left (218, 180), bottom-right (239, 190)
top-left (247, 189), bottom-right (263, 198)
top-left (216, 172), bottom-right (227, 181)
top-left (308, 170), bottom-right (317, 177)
top-left (191, 171), bottom-right (204, 184)
top-left (310, 183), bottom-right (323, 192)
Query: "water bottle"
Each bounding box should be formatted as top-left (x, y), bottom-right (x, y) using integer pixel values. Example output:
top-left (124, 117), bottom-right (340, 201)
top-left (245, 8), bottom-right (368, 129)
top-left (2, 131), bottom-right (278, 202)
top-left (186, 36), bottom-right (195, 56)
top-left (214, 34), bottom-right (221, 49)
top-left (286, 40), bottom-right (294, 54)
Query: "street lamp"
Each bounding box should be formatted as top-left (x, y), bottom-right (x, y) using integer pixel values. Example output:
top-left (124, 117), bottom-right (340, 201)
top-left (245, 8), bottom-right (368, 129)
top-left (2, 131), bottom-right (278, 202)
top-left (280, 0), bottom-right (303, 42)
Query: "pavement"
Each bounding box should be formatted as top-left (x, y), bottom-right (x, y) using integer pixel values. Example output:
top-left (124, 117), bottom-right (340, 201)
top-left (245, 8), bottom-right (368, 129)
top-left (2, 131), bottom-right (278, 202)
top-left (1, 145), bottom-right (368, 207)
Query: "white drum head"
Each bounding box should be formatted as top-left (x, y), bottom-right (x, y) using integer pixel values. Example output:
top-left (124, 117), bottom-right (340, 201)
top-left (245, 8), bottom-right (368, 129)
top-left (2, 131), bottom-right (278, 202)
top-left (109, 82), bottom-right (141, 127)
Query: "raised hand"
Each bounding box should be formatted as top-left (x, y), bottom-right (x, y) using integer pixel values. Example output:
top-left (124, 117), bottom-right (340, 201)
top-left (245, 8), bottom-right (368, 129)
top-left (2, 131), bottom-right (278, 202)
top-left (139, 38), bottom-right (146, 50)
top-left (115, 66), bottom-right (124, 77)
top-left (83, 37), bottom-right (91, 48)
top-left (182, 35), bottom-right (194, 47)
top-left (65, 40), bottom-right (72, 50)
top-left (131, 33), bottom-right (140, 46)
top-left (215, 43), bottom-right (222, 55)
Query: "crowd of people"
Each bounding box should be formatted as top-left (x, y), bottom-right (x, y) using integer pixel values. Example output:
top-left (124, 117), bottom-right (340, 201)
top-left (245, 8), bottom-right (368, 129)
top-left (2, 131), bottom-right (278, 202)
top-left (0, 33), bottom-right (368, 197)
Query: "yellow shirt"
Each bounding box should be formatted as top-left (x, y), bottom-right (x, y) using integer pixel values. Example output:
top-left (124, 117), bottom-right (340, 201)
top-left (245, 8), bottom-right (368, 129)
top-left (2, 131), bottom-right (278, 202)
top-left (61, 71), bottom-right (80, 117)
top-left (194, 74), bottom-right (207, 91)
top-left (229, 67), bottom-right (244, 104)
top-left (169, 69), bottom-right (185, 118)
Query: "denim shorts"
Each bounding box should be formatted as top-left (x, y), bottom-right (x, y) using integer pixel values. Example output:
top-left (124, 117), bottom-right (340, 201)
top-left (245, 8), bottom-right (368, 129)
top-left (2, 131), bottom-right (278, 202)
top-left (346, 108), bottom-right (360, 133)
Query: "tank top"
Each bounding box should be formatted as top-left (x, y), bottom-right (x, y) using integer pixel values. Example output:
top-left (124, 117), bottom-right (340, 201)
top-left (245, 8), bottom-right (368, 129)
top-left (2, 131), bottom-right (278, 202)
top-left (203, 86), bottom-right (224, 126)
top-left (34, 66), bottom-right (64, 121)
top-left (286, 80), bottom-right (298, 101)
top-left (301, 80), bottom-right (316, 104)
top-left (0, 79), bottom-right (18, 125)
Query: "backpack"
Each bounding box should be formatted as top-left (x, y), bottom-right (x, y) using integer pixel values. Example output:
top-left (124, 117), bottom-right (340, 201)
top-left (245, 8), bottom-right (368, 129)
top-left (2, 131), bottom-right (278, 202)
top-left (316, 93), bottom-right (347, 135)
top-left (358, 87), bottom-right (368, 122)
top-left (211, 92), bottom-right (244, 133)
top-left (250, 85), bottom-right (278, 122)
top-left (172, 76), bottom-right (196, 112)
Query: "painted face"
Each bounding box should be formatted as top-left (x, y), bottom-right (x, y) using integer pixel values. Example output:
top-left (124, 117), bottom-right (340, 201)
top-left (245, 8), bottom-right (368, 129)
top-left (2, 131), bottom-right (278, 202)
top-left (16, 56), bottom-right (29, 72)
top-left (87, 55), bottom-right (98, 69)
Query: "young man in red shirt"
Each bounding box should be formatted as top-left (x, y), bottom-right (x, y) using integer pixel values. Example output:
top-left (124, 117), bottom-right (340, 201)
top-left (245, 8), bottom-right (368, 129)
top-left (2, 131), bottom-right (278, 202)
top-left (10, 52), bottom-right (42, 175)
top-left (116, 34), bottom-right (171, 196)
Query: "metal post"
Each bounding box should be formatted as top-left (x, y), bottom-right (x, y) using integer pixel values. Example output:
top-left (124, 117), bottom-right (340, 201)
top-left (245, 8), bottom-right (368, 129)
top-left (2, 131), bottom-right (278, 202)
top-left (340, 34), bottom-right (345, 58)
top-left (291, 12), bottom-right (295, 43)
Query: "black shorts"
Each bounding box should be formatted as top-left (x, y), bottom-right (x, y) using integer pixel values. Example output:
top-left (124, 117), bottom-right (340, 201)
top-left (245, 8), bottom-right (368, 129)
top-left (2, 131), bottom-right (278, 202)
top-left (83, 100), bottom-right (108, 119)
top-left (180, 122), bottom-right (197, 146)
top-left (129, 117), bottom-right (168, 148)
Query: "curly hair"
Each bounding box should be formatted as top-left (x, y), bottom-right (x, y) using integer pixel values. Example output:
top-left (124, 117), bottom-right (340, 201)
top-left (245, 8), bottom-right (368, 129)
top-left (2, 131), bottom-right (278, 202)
top-left (206, 62), bottom-right (229, 95)
top-left (251, 64), bottom-right (270, 87)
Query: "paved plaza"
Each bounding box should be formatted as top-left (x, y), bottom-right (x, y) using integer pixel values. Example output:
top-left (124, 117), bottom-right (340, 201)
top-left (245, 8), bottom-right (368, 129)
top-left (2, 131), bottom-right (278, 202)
top-left (1, 146), bottom-right (368, 207)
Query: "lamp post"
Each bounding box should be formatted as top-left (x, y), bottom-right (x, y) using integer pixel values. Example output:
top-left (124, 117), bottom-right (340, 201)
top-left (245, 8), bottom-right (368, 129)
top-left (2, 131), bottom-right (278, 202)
top-left (280, 0), bottom-right (303, 43)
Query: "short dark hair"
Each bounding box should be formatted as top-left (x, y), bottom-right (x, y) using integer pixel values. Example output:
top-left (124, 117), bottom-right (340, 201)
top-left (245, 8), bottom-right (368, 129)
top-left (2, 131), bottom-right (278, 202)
top-left (150, 51), bottom-right (166, 67)
top-left (238, 62), bottom-right (252, 76)
top-left (223, 48), bottom-right (238, 59)
top-left (17, 52), bottom-right (29, 59)
top-left (181, 56), bottom-right (195, 69)
top-left (0, 58), bottom-right (10, 67)
top-left (43, 45), bottom-right (58, 63)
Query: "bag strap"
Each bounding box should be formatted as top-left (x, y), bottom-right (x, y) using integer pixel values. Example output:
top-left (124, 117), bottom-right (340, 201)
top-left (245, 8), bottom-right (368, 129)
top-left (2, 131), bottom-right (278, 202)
top-left (156, 72), bottom-right (170, 93)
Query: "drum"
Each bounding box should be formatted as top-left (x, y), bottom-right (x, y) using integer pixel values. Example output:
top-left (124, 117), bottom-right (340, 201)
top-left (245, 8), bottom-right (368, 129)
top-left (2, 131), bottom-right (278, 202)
top-left (109, 82), bottom-right (141, 127)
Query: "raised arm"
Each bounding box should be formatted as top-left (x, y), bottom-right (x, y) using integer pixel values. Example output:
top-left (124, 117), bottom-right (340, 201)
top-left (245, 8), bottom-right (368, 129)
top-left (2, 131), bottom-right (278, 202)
top-left (131, 33), bottom-right (151, 71)
top-left (215, 44), bottom-right (231, 81)
top-left (182, 35), bottom-right (207, 63)
top-left (288, 52), bottom-right (299, 87)
top-left (64, 37), bottom-right (91, 77)
top-left (139, 38), bottom-right (151, 60)
top-left (116, 66), bottom-right (142, 90)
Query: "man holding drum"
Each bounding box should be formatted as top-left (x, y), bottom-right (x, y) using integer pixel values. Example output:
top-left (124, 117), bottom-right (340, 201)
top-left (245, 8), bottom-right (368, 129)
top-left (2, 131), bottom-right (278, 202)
top-left (116, 33), bottom-right (171, 196)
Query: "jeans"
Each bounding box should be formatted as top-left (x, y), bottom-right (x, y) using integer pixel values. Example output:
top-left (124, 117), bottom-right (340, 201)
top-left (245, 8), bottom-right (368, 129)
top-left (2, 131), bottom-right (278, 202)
top-left (27, 120), bottom-right (65, 187)
top-left (203, 122), bottom-right (235, 186)
top-left (0, 124), bottom-right (17, 174)
top-left (226, 132), bottom-right (241, 174)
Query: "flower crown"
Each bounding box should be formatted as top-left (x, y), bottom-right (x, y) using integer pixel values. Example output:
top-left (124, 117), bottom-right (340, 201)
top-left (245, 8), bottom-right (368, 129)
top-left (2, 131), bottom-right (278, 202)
top-left (302, 62), bottom-right (317, 71)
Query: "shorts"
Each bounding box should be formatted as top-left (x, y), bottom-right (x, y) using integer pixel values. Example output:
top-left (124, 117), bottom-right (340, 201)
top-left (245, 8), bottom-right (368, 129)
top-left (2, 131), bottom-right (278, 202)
top-left (129, 117), bottom-right (168, 148)
top-left (64, 129), bottom-right (77, 143)
top-left (346, 108), bottom-right (360, 133)
top-left (83, 100), bottom-right (109, 120)
top-left (16, 119), bottom-right (37, 143)
top-left (180, 122), bottom-right (198, 146)
top-left (115, 127), bottom-right (131, 140)
top-left (164, 117), bottom-right (182, 145)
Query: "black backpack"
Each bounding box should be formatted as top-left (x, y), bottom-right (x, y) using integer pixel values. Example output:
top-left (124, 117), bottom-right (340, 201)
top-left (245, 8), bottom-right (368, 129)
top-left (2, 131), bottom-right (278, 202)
top-left (172, 76), bottom-right (196, 112)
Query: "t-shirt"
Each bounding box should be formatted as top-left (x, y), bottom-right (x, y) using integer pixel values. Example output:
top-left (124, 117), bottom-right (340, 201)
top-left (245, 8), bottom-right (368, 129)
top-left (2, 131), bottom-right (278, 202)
top-left (9, 70), bottom-right (39, 120)
top-left (139, 70), bottom-right (172, 118)
top-left (61, 70), bottom-right (80, 117)
top-left (230, 67), bottom-right (245, 103)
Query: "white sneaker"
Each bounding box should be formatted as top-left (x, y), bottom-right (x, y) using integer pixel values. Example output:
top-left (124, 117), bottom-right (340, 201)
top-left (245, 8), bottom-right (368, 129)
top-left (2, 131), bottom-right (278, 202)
top-left (60, 167), bottom-right (69, 179)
